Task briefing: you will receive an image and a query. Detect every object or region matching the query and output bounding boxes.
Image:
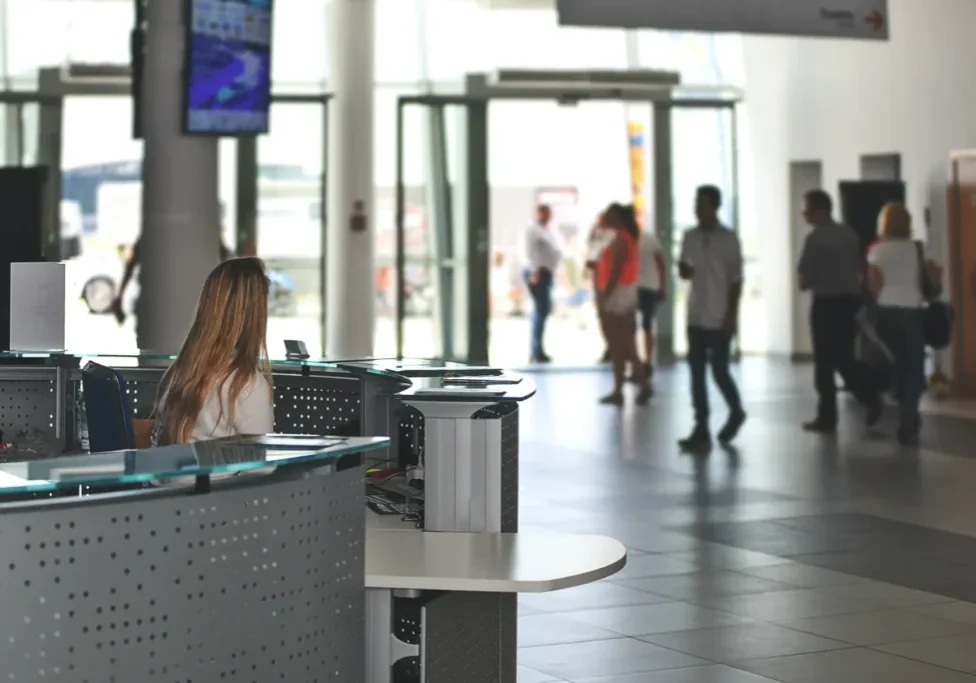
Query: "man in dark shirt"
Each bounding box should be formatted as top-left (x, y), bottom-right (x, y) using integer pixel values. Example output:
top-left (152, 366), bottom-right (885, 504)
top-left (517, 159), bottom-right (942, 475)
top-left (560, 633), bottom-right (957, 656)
top-left (797, 189), bottom-right (881, 433)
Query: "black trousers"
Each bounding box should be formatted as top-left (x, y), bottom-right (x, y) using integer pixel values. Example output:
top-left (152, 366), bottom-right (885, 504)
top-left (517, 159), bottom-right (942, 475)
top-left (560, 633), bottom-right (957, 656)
top-left (688, 326), bottom-right (742, 426)
top-left (810, 294), bottom-right (870, 425)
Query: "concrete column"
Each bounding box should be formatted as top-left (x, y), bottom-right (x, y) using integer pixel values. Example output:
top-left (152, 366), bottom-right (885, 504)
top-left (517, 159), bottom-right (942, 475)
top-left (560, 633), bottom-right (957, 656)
top-left (325, 0), bottom-right (375, 358)
top-left (138, 0), bottom-right (220, 353)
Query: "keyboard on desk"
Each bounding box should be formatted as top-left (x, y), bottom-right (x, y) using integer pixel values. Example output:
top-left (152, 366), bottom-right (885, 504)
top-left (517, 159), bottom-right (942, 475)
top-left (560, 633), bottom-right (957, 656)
top-left (366, 485), bottom-right (422, 516)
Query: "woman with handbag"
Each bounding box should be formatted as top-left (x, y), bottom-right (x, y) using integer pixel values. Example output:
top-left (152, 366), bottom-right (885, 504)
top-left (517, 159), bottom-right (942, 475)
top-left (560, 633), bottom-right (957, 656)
top-left (866, 202), bottom-right (943, 445)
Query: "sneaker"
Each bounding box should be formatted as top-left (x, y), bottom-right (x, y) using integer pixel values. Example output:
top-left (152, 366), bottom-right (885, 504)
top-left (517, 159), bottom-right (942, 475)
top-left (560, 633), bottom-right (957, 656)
top-left (599, 393), bottom-right (624, 406)
top-left (718, 409), bottom-right (747, 444)
top-left (635, 387), bottom-right (654, 406)
top-left (865, 393), bottom-right (883, 427)
top-left (678, 428), bottom-right (711, 453)
top-left (803, 420), bottom-right (836, 434)
top-left (897, 427), bottom-right (920, 447)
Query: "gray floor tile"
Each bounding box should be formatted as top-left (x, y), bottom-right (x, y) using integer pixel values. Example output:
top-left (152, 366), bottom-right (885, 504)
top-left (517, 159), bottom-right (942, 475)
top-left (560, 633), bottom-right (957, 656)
top-left (780, 609), bottom-right (973, 646)
top-left (518, 638), bottom-right (710, 680)
top-left (565, 601), bottom-right (752, 637)
top-left (695, 588), bottom-right (880, 621)
top-left (511, 367), bottom-right (976, 683)
top-left (669, 544), bottom-right (790, 570)
top-left (612, 554), bottom-right (701, 580)
top-left (617, 570), bottom-right (796, 601)
top-left (737, 647), bottom-right (976, 683)
top-left (640, 623), bottom-right (849, 663)
top-left (518, 613), bottom-right (621, 648)
top-left (876, 633), bottom-right (976, 672)
top-left (517, 665), bottom-right (565, 683)
top-left (912, 602), bottom-right (976, 626)
top-left (519, 581), bottom-right (672, 613)
top-left (739, 563), bottom-right (864, 588)
top-left (572, 665), bottom-right (787, 682)
top-left (822, 580), bottom-right (954, 608)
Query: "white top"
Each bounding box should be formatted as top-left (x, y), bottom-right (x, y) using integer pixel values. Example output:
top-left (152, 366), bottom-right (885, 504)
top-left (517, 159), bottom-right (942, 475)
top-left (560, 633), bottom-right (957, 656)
top-left (586, 226), bottom-right (615, 263)
top-left (524, 223), bottom-right (562, 272)
top-left (679, 225), bottom-right (743, 329)
top-left (868, 239), bottom-right (923, 308)
top-left (365, 529), bottom-right (627, 593)
top-left (191, 373), bottom-right (274, 442)
top-left (638, 230), bottom-right (664, 290)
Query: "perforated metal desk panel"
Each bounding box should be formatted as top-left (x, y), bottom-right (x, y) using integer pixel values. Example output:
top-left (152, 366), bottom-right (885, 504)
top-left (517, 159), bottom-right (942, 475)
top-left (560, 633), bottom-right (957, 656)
top-left (0, 354), bottom-right (399, 453)
top-left (0, 436), bottom-right (388, 683)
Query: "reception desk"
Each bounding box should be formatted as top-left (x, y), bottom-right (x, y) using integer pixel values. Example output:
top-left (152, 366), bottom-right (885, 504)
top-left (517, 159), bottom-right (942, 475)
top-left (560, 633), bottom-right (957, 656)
top-left (0, 353), bottom-right (622, 683)
top-left (0, 435), bottom-right (389, 683)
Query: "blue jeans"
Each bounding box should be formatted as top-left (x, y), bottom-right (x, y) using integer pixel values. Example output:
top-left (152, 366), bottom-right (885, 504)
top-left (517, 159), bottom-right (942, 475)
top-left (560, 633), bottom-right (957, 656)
top-left (876, 306), bottom-right (926, 432)
top-left (524, 268), bottom-right (553, 358)
top-left (687, 326), bottom-right (742, 427)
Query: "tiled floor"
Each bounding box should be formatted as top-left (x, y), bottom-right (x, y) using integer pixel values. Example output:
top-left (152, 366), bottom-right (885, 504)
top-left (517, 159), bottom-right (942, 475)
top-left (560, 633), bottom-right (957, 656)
top-left (515, 359), bottom-right (976, 682)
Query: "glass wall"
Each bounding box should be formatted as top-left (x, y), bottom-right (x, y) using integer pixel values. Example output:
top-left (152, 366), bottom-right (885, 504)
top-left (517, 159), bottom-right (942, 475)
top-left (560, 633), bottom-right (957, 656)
top-left (0, 0), bottom-right (756, 358)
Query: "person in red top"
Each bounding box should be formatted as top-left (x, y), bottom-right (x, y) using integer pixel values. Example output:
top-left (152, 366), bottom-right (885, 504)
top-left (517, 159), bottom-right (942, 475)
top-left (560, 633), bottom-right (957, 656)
top-left (596, 203), bottom-right (652, 406)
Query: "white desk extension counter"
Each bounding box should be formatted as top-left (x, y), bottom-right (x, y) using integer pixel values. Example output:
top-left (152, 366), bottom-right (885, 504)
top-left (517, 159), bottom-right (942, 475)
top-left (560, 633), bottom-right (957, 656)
top-left (366, 528), bottom-right (627, 592)
top-left (364, 521), bottom-right (627, 683)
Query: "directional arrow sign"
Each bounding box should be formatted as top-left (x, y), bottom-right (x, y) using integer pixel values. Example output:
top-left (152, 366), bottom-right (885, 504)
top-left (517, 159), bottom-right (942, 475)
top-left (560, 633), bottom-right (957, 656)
top-left (556, 0), bottom-right (889, 41)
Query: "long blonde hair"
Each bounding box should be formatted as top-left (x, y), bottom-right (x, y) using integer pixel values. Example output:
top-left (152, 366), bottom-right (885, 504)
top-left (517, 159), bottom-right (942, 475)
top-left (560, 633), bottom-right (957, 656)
top-left (155, 257), bottom-right (271, 445)
top-left (878, 202), bottom-right (913, 240)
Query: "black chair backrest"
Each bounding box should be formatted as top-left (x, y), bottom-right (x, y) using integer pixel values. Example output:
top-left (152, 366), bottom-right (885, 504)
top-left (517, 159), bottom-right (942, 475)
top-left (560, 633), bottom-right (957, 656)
top-left (82, 362), bottom-right (135, 453)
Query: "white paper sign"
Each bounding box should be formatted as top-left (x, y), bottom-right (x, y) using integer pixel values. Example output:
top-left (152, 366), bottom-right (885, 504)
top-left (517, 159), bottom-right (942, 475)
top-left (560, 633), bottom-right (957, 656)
top-left (556, 0), bottom-right (889, 40)
top-left (9, 262), bottom-right (67, 352)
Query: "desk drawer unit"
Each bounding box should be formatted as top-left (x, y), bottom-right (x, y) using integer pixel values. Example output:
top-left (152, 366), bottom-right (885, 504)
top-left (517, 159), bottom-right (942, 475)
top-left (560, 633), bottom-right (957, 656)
top-left (403, 400), bottom-right (520, 534)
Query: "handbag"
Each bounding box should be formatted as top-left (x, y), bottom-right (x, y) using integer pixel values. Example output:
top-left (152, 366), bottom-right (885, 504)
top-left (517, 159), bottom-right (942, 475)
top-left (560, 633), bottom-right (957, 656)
top-left (915, 242), bottom-right (952, 349)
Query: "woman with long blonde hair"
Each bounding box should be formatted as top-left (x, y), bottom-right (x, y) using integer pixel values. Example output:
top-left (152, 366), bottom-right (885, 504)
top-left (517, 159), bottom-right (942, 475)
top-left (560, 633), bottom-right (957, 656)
top-left (153, 257), bottom-right (274, 445)
top-left (866, 202), bottom-right (941, 445)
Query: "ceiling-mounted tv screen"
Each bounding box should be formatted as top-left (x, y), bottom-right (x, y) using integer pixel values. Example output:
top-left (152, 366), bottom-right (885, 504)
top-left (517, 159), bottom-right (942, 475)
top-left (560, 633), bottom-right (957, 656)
top-left (184, 0), bottom-right (274, 136)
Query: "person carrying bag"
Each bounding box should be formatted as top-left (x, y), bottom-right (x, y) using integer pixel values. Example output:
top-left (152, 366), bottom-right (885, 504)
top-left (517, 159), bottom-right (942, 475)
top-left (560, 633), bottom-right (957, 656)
top-left (865, 203), bottom-right (943, 445)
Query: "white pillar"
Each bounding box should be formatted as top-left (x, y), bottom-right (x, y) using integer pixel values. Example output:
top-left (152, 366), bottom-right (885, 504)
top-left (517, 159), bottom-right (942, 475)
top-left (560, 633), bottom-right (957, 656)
top-left (138, 0), bottom-right (220, 354)
top-left (326, 0), bottom-right (376, 358)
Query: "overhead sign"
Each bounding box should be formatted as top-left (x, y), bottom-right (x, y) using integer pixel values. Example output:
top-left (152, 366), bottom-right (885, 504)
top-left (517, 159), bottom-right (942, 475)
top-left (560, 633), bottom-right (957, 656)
top-left (556, 0), bottom-right (889, 40)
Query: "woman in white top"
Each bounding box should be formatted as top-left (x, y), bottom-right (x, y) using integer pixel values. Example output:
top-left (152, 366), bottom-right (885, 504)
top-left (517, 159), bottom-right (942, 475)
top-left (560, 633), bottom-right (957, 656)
top-left (153, 257), bottom-right (274, 445)
top-left (866, 202), bottom-right (941, 445)
top-left (636, 227), bottom-right (666, 384)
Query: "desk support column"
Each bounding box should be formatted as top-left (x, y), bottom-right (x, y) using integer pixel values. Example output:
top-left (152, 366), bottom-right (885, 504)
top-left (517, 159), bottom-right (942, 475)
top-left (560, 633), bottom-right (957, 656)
top-left (366, 588), bottom-right (422, 683)
top-left (366, 589), bottom-right (393, 683)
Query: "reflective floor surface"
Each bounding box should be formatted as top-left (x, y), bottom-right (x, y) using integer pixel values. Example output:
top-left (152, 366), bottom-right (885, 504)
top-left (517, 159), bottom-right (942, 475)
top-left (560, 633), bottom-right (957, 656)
top-left (516, 359), bottom-right (976, 682)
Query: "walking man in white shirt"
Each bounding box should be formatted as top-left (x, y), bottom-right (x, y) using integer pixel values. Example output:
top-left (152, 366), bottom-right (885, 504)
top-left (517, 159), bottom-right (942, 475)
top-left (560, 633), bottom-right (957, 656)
top-left (677, 186), bottom-right (746, 451)
top-left (637, 226), bottom-right (667, 385)
top-left (523, 204), bottom-right (562, 363)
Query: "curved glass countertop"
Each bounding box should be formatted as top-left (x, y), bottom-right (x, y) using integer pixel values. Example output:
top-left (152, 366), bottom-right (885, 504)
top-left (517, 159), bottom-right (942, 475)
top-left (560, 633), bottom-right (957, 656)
top-left (0, 352), bottom-right (532, 398)
top-left (0, 435), bottom-right (389, 496)
top-left (0, 351), bottom-right (405, 381)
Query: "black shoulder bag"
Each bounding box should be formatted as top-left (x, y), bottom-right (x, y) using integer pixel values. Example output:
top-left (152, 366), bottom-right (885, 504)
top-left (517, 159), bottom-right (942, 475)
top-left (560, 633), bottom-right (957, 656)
top-left (916, 241), bottom-right (952, 349)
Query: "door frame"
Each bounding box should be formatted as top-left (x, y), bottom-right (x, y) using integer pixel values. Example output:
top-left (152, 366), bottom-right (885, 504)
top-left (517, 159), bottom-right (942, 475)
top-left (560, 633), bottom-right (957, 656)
top-left (788, 160), bottom-right (823, 361)
top-left (394, 76), bottom-right (742, 364)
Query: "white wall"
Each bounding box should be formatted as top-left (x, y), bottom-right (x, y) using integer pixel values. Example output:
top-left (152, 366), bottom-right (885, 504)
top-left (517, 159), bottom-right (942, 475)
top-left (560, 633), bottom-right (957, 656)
top-left (743, 0), bottom-right (976, 354)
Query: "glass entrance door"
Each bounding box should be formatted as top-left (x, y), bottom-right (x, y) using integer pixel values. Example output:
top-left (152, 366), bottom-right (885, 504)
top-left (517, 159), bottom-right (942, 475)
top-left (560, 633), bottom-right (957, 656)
top-left (393, 95), bottom-right (489, 363)
top-left (16, 68), bottom-right (330, 355)
top-left (667, 102), bottom-right (744, 356)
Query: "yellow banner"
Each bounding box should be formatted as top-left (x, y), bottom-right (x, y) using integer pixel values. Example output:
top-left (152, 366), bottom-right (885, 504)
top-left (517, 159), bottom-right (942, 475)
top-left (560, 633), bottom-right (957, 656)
top-left (627, 121), bottom-right (646, 228)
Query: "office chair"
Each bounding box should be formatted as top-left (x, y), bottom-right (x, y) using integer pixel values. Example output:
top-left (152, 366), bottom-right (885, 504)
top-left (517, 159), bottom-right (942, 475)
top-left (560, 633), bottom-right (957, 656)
top-left (81, 361), bottom-right (136, 453)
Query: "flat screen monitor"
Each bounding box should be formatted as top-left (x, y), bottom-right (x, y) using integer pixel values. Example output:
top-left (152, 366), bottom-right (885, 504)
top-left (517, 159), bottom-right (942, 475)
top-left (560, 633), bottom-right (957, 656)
top-left (184, 0), bottom-right (274, 136)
